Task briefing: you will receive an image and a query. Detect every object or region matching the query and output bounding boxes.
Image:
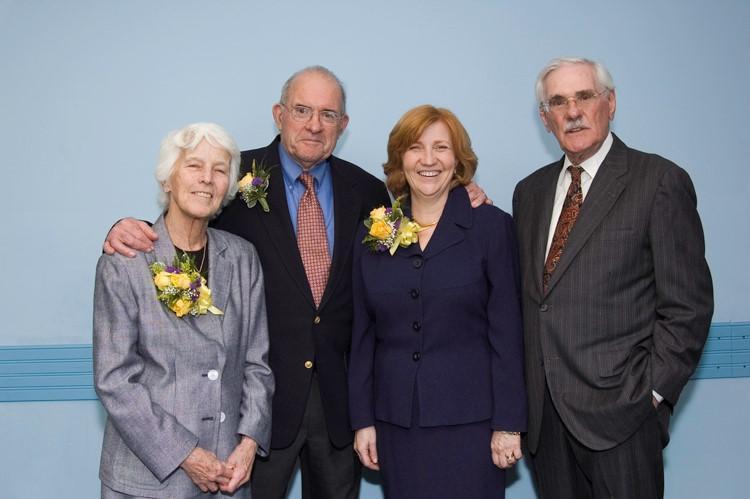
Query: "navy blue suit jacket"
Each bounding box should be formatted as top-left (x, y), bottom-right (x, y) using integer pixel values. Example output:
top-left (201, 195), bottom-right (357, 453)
top-left (349, 188), bottom-right (527, 431)
top-left (213, 137), bottom-right (390, 448)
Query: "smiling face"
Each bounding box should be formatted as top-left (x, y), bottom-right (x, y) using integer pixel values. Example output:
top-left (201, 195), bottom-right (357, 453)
top-left (540, 63), bottom-right (616, 164)
top-left (402, 121), bottom-right (458, 203)
top-left (164, 139), bottom-right (231, 225)
top-left (272, 71), bottom-right (349, 169)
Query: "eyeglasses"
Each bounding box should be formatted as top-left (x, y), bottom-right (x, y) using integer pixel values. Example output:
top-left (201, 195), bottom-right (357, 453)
top-left (283, 104), bottom-right (342, 126)
top-left (541, 89), bottom-right (609, 113)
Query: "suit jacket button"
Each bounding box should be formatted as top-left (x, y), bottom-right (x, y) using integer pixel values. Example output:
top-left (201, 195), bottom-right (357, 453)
top-left (304, 360), bottom-right (314, 369)
top-left (313, 316), bottom-right (321, 325)
top-left (220, 411), bottom-right (226, 423)
top-left (412, 321), bottom-right (421, 331)
top-left (540, 304), bottom-right (549, 312)
top-left (207, 369), bottom-right (219, 381)
top-left (412, 352), bottom-right (421, 361)
top-left (410, 289), bottom-right (420, 299)
top-left (412, 257), bottom-right (423, 269)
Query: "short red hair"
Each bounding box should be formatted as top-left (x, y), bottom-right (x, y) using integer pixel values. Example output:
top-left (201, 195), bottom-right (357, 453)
top-left (383, 105), bottom-right (477, 197)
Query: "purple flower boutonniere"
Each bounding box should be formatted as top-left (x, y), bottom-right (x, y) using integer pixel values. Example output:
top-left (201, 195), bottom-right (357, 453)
top-left (238, 160), bottom-right (275, 212)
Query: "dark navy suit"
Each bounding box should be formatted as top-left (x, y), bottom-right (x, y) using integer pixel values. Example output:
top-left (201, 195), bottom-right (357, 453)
top-left (349, 187), bottom-right (527, 499)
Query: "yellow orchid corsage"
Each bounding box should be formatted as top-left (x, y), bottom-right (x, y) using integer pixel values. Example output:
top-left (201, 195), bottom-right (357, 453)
top-left (362, 197), bottom-right (426, 255)
top-left (150, 254), bottom-right (223, 317)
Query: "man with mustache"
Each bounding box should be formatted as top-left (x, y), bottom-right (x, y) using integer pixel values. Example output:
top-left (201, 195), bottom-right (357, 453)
top-left (512, 57), bottom-right (713, 498)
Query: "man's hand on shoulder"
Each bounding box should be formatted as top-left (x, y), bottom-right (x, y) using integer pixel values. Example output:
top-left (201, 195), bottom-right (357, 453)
top-left (466, 181), bottom-right (492, 208)
top-left (103, 218), bottom-right (158, 257)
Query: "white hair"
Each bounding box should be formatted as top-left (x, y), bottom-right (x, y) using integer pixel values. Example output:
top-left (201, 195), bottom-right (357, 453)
top-left (154, 122), bottom-right (241, 211)
top-left (535, 57), bottom-right (615, 107)
top-left (279, 65), bottom-right (347, 113)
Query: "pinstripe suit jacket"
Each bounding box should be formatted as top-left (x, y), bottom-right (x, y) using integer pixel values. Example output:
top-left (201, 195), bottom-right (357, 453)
top-left (94, 215), bottom-right (274, 498)
top-left (512, 134), bottom-right (713, 452)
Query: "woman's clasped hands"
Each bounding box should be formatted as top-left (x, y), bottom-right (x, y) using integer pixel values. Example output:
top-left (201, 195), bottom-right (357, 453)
top-left (180, 437), bottom-right (258, 494)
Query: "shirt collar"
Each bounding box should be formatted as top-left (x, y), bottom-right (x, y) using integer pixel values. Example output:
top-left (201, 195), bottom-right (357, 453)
top-left (562, 132), bottom-right (613, 180)
top-left (278, 142), bottom-right (330, 188)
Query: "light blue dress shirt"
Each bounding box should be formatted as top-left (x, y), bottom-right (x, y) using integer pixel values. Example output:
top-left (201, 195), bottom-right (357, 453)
top-left (278, 143), bottom-right (335, 257)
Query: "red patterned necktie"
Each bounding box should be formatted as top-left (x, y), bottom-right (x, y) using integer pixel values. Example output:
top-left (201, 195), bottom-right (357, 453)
top-left (543, 165), bottom-right (584, 293)
top-left (297, 172), bottom-right (330, 307)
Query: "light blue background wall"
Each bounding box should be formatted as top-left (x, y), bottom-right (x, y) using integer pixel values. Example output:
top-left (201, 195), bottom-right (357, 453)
top-left (1, 0), bottom-right (748, 497)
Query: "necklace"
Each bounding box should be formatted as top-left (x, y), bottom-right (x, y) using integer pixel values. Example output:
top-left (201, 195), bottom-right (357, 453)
top-left (196, 245), bottom-right (206, 274)
top-left (413, 218), bottom-right (438, 228)
top-left (411, 206), bottom-right (442, 229)
top-left (164, 215), bottom-right (209, 278)
top-left (176, 243), bottom-right (207, 276)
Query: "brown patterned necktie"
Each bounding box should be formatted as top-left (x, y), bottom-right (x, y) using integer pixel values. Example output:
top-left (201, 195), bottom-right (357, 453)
top-left (297, 172), bottom-right (331, 307)
top-left (543, 165), bottom-right (584, 292)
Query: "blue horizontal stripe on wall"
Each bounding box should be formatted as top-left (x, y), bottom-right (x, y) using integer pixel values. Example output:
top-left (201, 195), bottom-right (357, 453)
top-left (693, 322), bottom-right (750, 379)
top-left (0, 345), bottom-right (97, 402)
top-left (1, 322), bottom-right (749, 402)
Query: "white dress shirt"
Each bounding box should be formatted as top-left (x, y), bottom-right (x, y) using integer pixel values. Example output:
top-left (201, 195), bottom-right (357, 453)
top-left (544, 132), bottom-right (613, 259)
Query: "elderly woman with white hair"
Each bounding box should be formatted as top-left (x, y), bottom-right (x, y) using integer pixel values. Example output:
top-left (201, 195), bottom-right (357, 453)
top-left (93, 122), bottom-right (274, 498)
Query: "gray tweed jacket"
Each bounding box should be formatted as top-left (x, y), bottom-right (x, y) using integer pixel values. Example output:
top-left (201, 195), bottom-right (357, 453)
top-left (94, 215), bottom-right (274, 498)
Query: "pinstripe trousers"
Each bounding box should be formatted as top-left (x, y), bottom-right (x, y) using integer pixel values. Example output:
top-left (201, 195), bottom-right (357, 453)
top-left (529, 385), bottom-right (665, 499)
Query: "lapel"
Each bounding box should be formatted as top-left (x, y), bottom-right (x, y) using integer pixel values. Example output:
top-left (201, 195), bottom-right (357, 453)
top-left (318, 156), bottom-right (362, 309)
top-left (256, 138), bottom-right (315, 307)
top-left (205, 227), bottom-right (230, 346)
top-left (147, 216), bottom-right (226, 345)
top-left (529, 163), bottom-right (561, 298)
top-left (544, 135), bottom-right (629, 295)
top-left (148, 215), bottom-right (178, 270)
top-left (422, 187), bottom-right (470, 259)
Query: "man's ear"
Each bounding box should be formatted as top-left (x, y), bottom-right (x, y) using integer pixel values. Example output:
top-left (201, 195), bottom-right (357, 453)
top-left (338, 114), bottom-right (350, 135)
top-left (539, 108), bottom-right (551, 132)
top-left (272, 103), bottom-right (283, 130)
top-left (607, 89), bottom-right (617, 121)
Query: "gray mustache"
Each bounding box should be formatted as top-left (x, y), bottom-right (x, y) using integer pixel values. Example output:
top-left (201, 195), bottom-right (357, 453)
top-left (564, 119), bottom-right (587, 132)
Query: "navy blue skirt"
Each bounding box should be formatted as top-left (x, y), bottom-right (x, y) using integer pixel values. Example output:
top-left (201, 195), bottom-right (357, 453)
top-left (375, 418), bottom-right (506, 499)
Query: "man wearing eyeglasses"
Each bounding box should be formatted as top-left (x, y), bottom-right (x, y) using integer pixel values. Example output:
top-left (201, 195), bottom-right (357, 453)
top-left (103, 66), bottom-right (487, 498)
top-left (217, 66), bottom-right (392, 499)
top-left (105, 66), bottom-right (388, 498)
top-left (512, 57), bottom-right (713, 498)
